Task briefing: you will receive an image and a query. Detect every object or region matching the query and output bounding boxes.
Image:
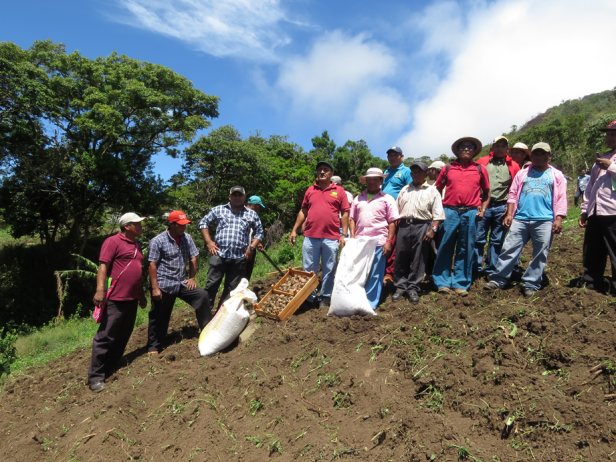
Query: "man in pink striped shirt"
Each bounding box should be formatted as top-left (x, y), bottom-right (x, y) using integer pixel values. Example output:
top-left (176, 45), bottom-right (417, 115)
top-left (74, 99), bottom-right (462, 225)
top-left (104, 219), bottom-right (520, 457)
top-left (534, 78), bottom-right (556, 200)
top-left (349, 168), bottom-right (399, 309)
top-left (579, 120), bottom-right (616, 292)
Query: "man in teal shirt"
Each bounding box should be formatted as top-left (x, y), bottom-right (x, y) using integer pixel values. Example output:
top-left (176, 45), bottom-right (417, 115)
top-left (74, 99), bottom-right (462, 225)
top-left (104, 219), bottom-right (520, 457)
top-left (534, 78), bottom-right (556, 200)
top-left (382, 146), bottom-right (412, 285)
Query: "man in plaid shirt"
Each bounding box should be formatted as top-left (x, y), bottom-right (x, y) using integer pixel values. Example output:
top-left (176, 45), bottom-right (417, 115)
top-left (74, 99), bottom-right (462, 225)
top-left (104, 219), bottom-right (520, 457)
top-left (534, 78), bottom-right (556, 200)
top-left (199, 186), bottom-right (264, 308)
top-left (147, 210), bottom-right (211, 354)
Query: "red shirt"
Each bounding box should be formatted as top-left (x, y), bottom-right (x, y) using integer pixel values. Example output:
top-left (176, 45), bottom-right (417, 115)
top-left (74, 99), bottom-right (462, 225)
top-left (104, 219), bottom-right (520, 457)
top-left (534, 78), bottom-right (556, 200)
top-left (99, 233), bottom-right (144, 301)
top-left (436, 161), bottom-right (490, 207)
top-left (302, 182), bottom-right (351, 239)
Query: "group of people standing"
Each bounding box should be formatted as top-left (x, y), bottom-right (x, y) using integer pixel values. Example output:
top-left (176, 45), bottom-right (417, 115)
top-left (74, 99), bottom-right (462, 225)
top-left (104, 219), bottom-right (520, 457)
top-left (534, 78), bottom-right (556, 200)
top-left (87, 120), bottom-right (616, 393)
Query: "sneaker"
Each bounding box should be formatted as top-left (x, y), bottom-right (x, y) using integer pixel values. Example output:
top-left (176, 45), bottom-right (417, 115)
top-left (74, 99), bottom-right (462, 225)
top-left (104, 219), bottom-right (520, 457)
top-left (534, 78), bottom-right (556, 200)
top-left (319, 297), bottom-right (331, 309)
top-left (453, 288), bottom-right (469, 297)
top-left (89, 380), bottom-right (106, 393)
top-left (522, 288), bottom-right (536, 297)
top-left (437, 287), bottom-right (451, 294)
top-left (483, 281), bottom-right (500, 291)
top-left (392, 292), bottom-right (404, 302)
top-left (408, 291), bottom-right (419, 304)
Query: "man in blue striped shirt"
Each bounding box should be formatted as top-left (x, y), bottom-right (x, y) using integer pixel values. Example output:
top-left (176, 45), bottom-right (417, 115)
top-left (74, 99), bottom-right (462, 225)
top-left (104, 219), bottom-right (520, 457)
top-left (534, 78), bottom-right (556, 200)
top-left (199, 186), bottom-right (264, 308)
top-left (147, 210), bottom-right (211, 354)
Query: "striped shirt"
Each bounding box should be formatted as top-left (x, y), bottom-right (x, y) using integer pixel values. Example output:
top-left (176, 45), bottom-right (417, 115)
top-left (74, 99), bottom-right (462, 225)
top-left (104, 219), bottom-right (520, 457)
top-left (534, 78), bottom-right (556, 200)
top-left (396, 182), bottom-right (446, 221)
top-left (198, 203), bottom-right (264, 259)
top-left (148, 231), bottom-right (199, 294)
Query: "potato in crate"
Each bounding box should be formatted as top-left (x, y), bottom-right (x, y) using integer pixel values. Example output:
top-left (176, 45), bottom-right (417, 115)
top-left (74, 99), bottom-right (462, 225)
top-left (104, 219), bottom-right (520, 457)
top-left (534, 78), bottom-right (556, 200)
top-left (254, 268), bottom-right (319, 321)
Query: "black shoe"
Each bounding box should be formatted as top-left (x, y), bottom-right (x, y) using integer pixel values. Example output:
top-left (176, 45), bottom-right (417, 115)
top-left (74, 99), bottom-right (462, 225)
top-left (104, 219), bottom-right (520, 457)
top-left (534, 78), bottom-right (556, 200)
top-left (319, 297), bottom-right (331, 309)
top-left (89, 380), bottom-right (106, 393)
top-left (392, 292), bottom-right (404, 302)
top-left (408, 291), bottom-right (419, 304)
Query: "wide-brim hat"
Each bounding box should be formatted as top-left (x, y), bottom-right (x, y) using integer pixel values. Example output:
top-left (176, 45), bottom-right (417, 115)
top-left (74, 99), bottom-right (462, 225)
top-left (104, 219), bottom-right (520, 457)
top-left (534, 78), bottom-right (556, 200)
top-left (599, 120), bottom-right (616, 131)
top-left (511, 142), bottom-right (531, 157)
top-left (451, 136), bottom-right (482, 156)
top-left (360, 167), bottom-right (386, 182)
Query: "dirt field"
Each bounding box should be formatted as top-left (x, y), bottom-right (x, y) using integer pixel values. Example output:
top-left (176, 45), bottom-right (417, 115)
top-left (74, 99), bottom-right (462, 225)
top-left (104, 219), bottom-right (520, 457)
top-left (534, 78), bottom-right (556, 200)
top-left (1, 224), bottom-right (615, 461)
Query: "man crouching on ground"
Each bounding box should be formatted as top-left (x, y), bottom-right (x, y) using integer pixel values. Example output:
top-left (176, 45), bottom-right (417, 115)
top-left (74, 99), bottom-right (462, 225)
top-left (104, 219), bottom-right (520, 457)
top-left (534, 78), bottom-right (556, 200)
top-left (147, 211), bottom-right (211, 354)
top-left (88, 212), bottom-right (148, 393)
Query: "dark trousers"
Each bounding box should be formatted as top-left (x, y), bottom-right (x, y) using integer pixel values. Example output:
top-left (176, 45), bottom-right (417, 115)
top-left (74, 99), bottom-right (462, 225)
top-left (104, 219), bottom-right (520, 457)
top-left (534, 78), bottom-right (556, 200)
top-left (244, 254), bottom-right (256, 282)
top-left (574, 189), bottom-right (584, 207)
top-left (205, 255), bottom-right (247, 308)
top-left (88, 299), bottom-right (138, 384)
top-left (384, 222), bottom-right (398, 278)
top-left (147, 286), bottom-right (211, 352)
top-left (582, 214), bottom-right (616, 290)
top-left (393, 221), bottom-right (431, 294)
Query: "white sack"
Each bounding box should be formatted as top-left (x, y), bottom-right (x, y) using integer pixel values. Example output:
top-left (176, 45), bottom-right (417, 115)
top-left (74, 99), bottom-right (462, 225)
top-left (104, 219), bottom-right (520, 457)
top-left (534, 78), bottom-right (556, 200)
top-left (328, 236), bottom-right (379, 317)
top-left (198, 278), bottom-right (257, 356)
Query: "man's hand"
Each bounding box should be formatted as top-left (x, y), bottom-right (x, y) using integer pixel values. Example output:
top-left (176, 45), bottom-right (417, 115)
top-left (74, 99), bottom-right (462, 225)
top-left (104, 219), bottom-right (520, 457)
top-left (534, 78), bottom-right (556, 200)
top-left (596, 157), bottom-right (612, 170)
top-left (152, 287), bottom-right (163, 301)
top-left (476, 207), bottom-right (486, 220)
top-left (93, 289), bottom-right (106, 307)
top-left (207, 241), bottom-right (220, 256)
top-left (423, 229), bottom-right (435, 242)
top-left (552, 217), bottom-right (563, 235)
top-left (257, 243), bottom-right (264, 251)
top-left (338, 235), bottom-right (346, 248)
top-left (139, 294), bottom-right (147, 309)
top-left (245, 247), bottom-right (255, 260)
top-left (383, 241), bottom-right (393, 257)
top-left (502, 215), bottom-right (513, 228)
top-left (289, 230), bottom-right (297, 246)
top-left (184, 277), bottom-right (197, 290)
top-left (578, 213), bottom-right (588, 228)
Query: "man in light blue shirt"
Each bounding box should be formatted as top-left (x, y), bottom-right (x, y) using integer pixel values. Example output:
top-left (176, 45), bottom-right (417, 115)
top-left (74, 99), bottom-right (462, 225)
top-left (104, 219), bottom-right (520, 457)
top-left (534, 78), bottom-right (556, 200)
top-left (382, 146), bottom-right (412, 284)
top-left (575, 168), bottom-right (590, 207)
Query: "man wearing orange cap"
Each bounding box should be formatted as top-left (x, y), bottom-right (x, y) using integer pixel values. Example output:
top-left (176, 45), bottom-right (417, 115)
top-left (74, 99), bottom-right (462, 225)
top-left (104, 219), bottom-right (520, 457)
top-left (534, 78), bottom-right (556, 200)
top-left (580, 120), bottom-right (616, 293)
top-left (147, 210), bottom-right (211, 354)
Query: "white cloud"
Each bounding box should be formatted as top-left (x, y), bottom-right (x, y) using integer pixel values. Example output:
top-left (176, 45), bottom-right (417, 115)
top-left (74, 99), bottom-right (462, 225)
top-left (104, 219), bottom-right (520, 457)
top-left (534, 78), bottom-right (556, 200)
top-left (276, 31), bottom-right (410, 144)
top-left (115, 0), bottom-right (291, 60)
top-left (397, 0), bottom-right (616, 157)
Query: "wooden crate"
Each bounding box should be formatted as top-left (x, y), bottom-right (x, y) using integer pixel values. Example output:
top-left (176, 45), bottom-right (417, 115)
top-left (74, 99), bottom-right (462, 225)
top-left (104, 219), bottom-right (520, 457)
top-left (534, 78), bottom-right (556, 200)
top-left (254, 268), bottom-right (319, 321)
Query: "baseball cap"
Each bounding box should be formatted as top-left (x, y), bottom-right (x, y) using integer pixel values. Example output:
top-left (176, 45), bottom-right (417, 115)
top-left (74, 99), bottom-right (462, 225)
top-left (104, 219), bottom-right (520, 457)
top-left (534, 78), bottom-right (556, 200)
top-left (386, 146), bottom-right (403, 155)
top-left (230, 186), bottom-right (245, 195)
top-left (168, 210), bottom-right (191, 225)
top-left (410, 162), bottom-right (429, 172)
top-left (428, 161), bottom-right (446, 170)
top-left (511, 142), bottom-right (531, 156)
top-left (119, 212), bottom-right (146, 227)
top-left (331, 176), bottom-right (342, 185)
top-left (492, 135), bottom-right (509, 145)
top-left (316, 161), bottom-right (334, 171)
top-left (247, 196), bottom-right (266, 209)
top-left (531, 142), bottom-right (551, 154)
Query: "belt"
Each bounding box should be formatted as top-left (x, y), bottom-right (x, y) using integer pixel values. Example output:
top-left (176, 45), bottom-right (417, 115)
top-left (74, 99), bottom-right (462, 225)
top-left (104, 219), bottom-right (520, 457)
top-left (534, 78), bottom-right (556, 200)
top-left (400, 218), bottom-right (432, 224)
top-left (445, 205), bottom-right (476, 214)
top-left (489, 200), bottom-right (508, 206)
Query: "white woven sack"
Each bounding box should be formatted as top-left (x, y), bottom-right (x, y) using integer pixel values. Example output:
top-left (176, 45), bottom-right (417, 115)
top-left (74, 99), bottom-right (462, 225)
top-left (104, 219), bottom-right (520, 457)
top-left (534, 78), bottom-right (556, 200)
top-left (328, 236), bottom-right (379, 317)
top-left (198, 278), bottom-right (257, 356)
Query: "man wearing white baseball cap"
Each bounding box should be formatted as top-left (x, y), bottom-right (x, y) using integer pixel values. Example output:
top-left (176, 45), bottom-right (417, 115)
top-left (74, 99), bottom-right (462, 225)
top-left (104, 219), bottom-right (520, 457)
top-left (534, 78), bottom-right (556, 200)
top-left (350, 168), bottom-right (399, 309)
top-left (88, 212), bottom-right (148, 393)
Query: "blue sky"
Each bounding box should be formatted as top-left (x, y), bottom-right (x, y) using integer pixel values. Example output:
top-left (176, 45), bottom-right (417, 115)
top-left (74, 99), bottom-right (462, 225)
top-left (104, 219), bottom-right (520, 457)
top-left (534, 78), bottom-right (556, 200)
top-left (4, 0), bottom-right (616, 181)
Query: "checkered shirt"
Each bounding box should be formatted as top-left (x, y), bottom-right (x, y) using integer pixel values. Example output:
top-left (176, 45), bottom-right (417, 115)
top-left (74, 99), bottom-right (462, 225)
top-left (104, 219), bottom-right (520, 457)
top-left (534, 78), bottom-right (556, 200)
top-left (148, 230), bottom-right (199, 294)
top-left (198, 203), bottom-right (264, 259)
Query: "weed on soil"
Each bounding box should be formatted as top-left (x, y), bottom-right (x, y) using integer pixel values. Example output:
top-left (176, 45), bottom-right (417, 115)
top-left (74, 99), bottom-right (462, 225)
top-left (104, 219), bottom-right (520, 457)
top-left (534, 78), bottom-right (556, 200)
top-left (1, 226), bottom-right (615, 461)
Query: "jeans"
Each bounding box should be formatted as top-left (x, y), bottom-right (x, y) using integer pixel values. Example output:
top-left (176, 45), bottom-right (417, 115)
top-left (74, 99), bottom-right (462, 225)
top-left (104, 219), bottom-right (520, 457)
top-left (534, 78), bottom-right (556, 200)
top-left (433, 207), bottom-right (478, 290)
top-left (474, 203), bottom-right (507, 275)
top-left (574, 189), bottom-right (584, 207)
top-left (303, 237), bottom-right (339, 301)
top-left (204, 255), bottom-right (247, 308)
top-left (365, 246), bottom-right (386, 309)
top-left (490, 219), bottom-right (553, 291)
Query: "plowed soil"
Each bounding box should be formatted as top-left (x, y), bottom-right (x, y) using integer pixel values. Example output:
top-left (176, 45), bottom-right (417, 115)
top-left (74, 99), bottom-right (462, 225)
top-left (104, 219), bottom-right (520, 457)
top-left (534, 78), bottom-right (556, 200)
top-left (1, 225), bottom-right (615, 462)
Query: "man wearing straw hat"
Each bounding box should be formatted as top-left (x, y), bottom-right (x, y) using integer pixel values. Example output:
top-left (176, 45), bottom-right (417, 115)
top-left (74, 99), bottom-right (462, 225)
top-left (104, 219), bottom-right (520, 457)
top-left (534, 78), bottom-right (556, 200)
top-left (349, 168), bottom-right (399, 309)
top-left (510, 142), bottom-right (532, 169)
top-left (433, 136), bottom-right (490, 296)
top-left (579, 120), bottom-right (616, 293)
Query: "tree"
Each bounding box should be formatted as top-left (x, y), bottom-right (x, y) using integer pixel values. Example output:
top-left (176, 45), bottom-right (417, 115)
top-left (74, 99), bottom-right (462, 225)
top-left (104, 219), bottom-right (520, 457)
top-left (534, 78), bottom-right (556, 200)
top-left (0, 40), bottom-right (219, 258)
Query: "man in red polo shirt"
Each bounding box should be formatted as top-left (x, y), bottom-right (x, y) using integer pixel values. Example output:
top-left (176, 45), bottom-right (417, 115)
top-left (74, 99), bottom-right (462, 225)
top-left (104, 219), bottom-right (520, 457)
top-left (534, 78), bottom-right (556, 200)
top-left (88, 212), bottom-right (147, 393)
top-left (290, 161), bottom-right (350, 308)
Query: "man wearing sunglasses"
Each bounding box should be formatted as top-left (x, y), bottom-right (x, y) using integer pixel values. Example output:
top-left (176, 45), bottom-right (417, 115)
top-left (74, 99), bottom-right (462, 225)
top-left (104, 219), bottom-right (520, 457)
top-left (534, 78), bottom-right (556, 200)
top-left (433, 137), bottom-right (491, 296)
